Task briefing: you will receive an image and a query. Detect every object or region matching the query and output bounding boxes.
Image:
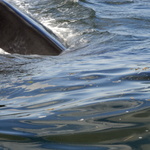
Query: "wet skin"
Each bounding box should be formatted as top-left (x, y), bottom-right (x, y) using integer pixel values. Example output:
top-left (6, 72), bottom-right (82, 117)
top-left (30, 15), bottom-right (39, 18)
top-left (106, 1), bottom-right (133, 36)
top-left (0, 0), bottom-right (66, 55)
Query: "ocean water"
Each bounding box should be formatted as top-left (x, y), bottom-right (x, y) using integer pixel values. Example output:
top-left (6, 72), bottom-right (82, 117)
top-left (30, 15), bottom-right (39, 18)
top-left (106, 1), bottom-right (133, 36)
top-left (0, 0), bottom-right (150, 149)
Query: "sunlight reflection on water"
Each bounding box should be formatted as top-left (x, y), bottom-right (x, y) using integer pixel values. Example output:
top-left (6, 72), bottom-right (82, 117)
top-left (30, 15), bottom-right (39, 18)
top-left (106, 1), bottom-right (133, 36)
top-left (1, 0), bottom-right (150, 149)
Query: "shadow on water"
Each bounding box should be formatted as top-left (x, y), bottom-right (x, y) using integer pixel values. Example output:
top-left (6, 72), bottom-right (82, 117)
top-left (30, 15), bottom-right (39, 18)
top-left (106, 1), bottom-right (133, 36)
top-left (0, 105), bottom-right (150, 149)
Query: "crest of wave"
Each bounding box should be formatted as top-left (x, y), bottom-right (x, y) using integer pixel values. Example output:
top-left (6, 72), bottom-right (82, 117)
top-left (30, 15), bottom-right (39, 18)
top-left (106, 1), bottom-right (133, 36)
top-left (71, 0), bottom-right (79, 2)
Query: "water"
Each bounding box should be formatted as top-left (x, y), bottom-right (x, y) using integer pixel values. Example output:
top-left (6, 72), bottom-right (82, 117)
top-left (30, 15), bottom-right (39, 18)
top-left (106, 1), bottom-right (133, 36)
top-left (0, 0), bottom-right (150, 149)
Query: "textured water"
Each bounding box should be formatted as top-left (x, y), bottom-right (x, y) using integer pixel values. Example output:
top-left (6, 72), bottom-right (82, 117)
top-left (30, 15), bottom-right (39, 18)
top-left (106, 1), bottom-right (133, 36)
top-left (0, 0), bottom-right (150, 149)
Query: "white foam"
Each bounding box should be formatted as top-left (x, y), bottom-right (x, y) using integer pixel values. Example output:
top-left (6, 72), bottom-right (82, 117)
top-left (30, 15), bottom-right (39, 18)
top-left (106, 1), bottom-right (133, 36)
top-left (0, 48), bottom-right (9, 55)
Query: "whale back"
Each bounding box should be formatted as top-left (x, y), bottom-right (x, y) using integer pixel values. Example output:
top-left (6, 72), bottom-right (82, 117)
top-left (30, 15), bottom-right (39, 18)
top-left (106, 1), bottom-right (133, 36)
top-left (0, 0), bottom-right (66, 55)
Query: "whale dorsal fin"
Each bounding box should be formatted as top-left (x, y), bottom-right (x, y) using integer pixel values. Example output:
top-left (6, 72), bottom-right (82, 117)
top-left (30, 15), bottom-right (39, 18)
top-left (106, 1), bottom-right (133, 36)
top-left (0, 0), bottom-right (66, 55)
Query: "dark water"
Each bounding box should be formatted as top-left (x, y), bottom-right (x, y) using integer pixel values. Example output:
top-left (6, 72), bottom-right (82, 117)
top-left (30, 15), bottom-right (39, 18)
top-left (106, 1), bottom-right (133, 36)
top-left (0, 0), bottom-right (150, 149)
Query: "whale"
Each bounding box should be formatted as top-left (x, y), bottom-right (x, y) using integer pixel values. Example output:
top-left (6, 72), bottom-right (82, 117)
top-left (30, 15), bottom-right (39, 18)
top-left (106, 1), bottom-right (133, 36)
top-left (0, 0), bottom-right (66, 55)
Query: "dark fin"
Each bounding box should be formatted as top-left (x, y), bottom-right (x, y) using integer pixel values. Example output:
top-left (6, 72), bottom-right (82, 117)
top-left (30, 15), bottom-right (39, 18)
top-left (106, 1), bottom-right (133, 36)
top-left (0, 0), bottom-right (66, 55)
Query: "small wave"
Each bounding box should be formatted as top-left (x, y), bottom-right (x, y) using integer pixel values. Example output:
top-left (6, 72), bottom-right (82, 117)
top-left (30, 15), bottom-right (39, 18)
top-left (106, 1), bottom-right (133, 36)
top-left (103, 0), bottom-right (134, 5)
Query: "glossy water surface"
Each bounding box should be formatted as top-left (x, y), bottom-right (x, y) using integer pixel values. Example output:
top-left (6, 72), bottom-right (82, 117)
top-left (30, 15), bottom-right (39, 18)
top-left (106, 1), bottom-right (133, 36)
top-left (0, 0), bottom-right (150, 149)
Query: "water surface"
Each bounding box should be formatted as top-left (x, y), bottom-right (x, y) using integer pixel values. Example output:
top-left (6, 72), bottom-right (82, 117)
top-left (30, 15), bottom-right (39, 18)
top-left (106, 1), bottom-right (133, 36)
top-left (0, 0), bottom-right (150, 149)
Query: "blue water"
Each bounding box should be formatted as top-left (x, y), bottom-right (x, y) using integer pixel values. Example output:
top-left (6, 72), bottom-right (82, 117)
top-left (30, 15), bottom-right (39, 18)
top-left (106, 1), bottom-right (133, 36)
top-left (0, 0), bottom-right (150, 149)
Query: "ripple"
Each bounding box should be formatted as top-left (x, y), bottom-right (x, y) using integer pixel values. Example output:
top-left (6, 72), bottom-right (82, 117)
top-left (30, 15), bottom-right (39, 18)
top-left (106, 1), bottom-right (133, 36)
top-left (1, 0), bottom-right (150, 149)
